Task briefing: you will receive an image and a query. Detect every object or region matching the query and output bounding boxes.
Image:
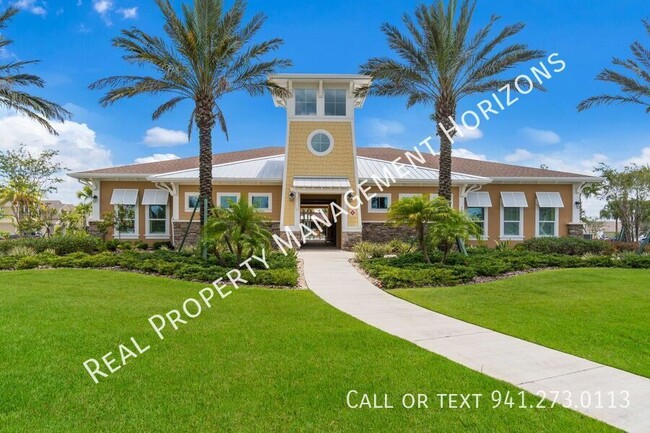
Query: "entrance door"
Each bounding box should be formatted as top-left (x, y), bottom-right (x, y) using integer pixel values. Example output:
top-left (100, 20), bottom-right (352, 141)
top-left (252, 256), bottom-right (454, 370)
top-left (299, 195), bottom-right (341, 248)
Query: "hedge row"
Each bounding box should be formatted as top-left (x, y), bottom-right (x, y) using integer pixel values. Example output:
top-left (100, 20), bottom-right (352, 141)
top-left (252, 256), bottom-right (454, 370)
top-left (0, 250), bottom-right (299, 287)
top-left (360, 250), bottom-right (650, 289)
top-left (519, 237), bottom-right (648, 255)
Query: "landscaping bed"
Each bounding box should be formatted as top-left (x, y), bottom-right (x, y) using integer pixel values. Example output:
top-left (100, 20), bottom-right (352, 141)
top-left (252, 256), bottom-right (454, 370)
top-left (0, 234), bottom-right (299, 287)
top-left (354, 238), bottom-right (650, 289)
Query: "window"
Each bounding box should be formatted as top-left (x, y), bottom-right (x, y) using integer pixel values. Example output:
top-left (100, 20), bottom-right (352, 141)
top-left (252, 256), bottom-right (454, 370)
top-left (217, 192), bottom-right (240, 208)
top-left (147, 205), bottom-right (167, 235)
top-left (369, 194), bottom-right (391, 213)
top-left (502, 207), bottom-right (523, 237)
top-left (535, 192), bottom-right (563, 237)
top-left (466, 207), bottom-right (486, 236)
top-left (307, 130), bottom-right (333, 156)
top-left (538, 207), bottom-right (557, 237)
top-left (249, 193), bottom-right (272, 212)
top-left (295, 88), bottom-right (317, 116)
top-left (324, 89), bottom-right (346, 116)
top-left (185, 193), bottom-right (200, 212)
top-left (113, 204), bottom-right (137, 238)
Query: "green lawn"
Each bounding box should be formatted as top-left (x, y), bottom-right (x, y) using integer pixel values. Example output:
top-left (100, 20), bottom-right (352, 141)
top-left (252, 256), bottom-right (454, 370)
top-left (0, 270), bottom-right (613, 432)
top-left (393, 268), bottom-right (650, 378)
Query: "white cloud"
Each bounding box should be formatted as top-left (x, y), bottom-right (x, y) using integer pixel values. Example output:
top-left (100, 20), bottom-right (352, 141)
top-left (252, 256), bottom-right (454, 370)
top-left (365, 118), bottom-right (405, 139)
top-left (116, 7), bottom-right (137, 19)
top-left (519, 127), bottom-right (561, 145)
top-left (454, 126), bottom-right (483, 142)
top-left (143, 127), bottom-right (188, 147)
top-left (504, 148), bottom-right (534, 163)
top-left (452, 148), bottom-right (487, 160)
top-left (0, 111), bottom-right (113, 203)
top-left (624, 147), bottom-right (650, 166)
top-left (93, 0), bottom-right (113, 25)
top-left (134, 154), bottom-right (180, 164)
top-left (15, 0), bottom-right (47, 16)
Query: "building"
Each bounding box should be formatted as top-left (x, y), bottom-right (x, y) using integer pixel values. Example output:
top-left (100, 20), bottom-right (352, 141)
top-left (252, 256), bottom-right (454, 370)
top-left (69, 74), bottom-right (601, 249)
top-left (0, 202), bottom-right (15, 235)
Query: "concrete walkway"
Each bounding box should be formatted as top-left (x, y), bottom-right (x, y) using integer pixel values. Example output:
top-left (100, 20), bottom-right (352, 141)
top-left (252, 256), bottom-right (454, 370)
top-left (300, 249), bottom-right (650, 433)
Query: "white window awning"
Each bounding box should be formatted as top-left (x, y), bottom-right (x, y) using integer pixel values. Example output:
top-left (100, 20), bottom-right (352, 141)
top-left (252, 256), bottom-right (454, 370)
top-left (536, 192), bottom-right (564, 208)
top-left (142, 189), bottom-right (170, 205)
top-left (500, 192), bottom-right (528, 208)
top-left (293, 177), bottom-right (351, 189)
top-left (110, 189), bottom-right (138, 205)
top-left (466, 191), bottom-right (493, 207)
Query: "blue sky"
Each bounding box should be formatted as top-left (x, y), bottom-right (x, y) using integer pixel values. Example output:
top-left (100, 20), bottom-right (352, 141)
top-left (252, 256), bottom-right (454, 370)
top-left (2, 0), bottom-right (650, 206)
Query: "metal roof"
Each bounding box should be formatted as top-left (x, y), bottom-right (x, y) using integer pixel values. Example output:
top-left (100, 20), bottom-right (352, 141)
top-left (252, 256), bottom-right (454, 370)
top-left (148, 154), bottom-right (492, 185)
top-left (356, 157), bottom-right (491, 184)
top-left (149, 155), bottom-right (285, 182)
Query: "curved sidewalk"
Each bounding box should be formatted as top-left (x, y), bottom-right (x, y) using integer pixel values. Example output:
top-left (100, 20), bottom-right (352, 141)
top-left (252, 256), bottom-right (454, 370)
top-left (300, 249), bottom-right (650, 433)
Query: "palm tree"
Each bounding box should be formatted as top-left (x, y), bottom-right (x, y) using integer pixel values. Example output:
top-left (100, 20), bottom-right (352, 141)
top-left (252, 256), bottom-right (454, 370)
top-left (90, 0), bottom-right (291, 223)
top-left (578, 20), bottom-right (650, 113)
top-left (76, 184), bottom-right (94, 226)
top-left (388, 195), bottom-right (441, 263)
top-left (360, 0), bottom-right (544, 201)
top-left (204, 200), bottom-right (271, 264)
top-left (0, 178), bottom-right (41, 234)
top-left (0, 7), bottom-right (69, 134)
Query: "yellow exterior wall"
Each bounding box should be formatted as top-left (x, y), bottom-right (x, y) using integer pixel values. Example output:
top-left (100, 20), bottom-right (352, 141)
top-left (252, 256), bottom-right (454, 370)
top-left (282, 121), bottom-right (358, 227)
top-left (177, 184), bottom-right (282, 221)
top-left (360, 186), bottom-right (459, 222)
top-left (479, 184), bottom-right (574, 241)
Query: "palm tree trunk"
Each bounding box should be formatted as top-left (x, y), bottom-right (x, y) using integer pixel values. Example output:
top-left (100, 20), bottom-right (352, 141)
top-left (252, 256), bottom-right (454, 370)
top-left (196, 95), bottom-right (216, 226)
top-left (198, 123), bottom-right (214, 225)
top-left (435, 102), bottom-right (456, 203)
top-left (418, 223), bottom-right (431, 264)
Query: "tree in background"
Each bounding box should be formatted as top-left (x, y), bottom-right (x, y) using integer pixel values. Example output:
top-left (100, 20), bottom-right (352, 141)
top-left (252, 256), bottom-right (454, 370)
top-left (360, 0), bottom-right (543, 201)
top-left (427, 202), bottom-right (481, 263)
top-left (0, 145), bottom-right (63, 235)
top-left (90, 0), bottom-right (291, 224)
top-left (578, 20), bottom-right (650, 113)
top-left (584, 164), bottom-right (650, 241)
top-left (0, 7), bottom-right (69, 134)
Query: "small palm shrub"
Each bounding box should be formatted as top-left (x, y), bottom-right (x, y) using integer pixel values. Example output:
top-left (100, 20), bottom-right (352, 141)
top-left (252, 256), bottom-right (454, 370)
top-left (7, 246), bottom-right (36, 257)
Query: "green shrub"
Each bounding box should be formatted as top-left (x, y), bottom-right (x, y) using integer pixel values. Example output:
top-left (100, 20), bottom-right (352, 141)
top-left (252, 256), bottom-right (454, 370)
top-left (105, 240), bottom-right (119, 251)
top-left (375, 266), bottom-right (460, 289)
top-left (353, 242), bottom-right (393, 261)
top-left (15, 256), bottom-right (41, 270)
top-left (153, 241), bottom-right (174, 250)
top-left (521, 237), bottom-right (614, 256)
top-left (7, 245), bottom-right (36, 257)
top-left (250, 269), bottom-right (299, 286)
top-left (136, 242), bottom-right (149, 251)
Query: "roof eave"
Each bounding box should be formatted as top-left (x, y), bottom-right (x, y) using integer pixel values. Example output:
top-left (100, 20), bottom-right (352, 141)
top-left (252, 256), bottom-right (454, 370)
top-left (490, 176), bottom-right (604, 183)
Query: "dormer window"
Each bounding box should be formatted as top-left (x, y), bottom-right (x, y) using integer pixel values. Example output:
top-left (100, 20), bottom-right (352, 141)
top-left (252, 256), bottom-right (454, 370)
top-left (295, 88), bottom-right (317, 116)
top-left (324, 89), bottom-right (346, 116)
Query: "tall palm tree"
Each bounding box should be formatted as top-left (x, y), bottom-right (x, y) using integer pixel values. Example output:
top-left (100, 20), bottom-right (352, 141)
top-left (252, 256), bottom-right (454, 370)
top-left (360, 0), bottom-right (543, 201)
top-left (0, 7), bottom-right (69, 134)
top-left (578, 20), bottom-right (650, 113)
top-left (90, 0), bottom-right (291, 223)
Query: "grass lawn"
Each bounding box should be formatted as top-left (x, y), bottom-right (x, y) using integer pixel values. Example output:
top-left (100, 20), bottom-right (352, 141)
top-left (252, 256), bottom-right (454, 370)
top-left (393, 268), bottom-right (650, 378)
top-left (0, 270), bottom-right (614, 432)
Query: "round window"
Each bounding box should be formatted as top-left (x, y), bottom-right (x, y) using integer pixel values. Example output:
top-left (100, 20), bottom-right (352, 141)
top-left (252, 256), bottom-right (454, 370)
top-left (308, 131), bottom-right (333, 156)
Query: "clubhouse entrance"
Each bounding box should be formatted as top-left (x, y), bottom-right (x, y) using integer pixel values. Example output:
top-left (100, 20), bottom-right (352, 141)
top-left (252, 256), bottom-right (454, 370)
top-left (299, 194), bottom-right (341, 248)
